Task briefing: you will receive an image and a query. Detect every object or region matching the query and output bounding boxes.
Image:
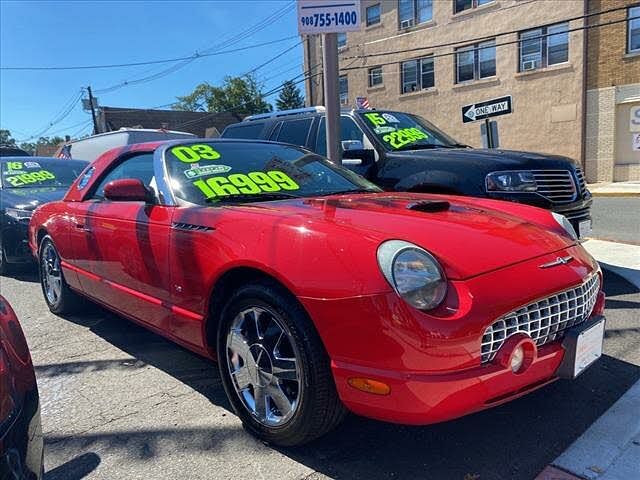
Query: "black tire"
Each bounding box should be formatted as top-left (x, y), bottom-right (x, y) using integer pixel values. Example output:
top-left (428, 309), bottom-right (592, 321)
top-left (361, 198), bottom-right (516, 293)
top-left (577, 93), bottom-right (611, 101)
top-left (38, 236), bottom-right (83, 314)
top-left (217, 280), bottom-right (346, 446)
top-left (0, 242), bottom-right (8, 276)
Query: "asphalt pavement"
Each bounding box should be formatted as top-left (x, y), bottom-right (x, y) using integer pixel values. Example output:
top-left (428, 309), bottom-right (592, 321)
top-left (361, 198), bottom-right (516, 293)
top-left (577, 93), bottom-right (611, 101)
top-left (0, 263), bottom-right (638, 480)
top-left (590, 197), bottom-right (640, 245)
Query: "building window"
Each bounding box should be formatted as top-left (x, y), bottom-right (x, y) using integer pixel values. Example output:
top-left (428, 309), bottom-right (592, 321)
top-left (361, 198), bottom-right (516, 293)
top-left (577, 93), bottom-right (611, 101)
top-left (519, 22), bottom-right (568, 71)
top-left (398, 0), bottom-right (432, 29)
top-left (454, 0), bottom-right (494, 14)
top-left (366, 3), bottom-right (381, 26)
top-left (401, 56), bottom-right (434, 93)
top-left (337, 32), bottom-right (347, 48)
top-left (368, 66), bottom-right (383, 87)
top-left (339, 75), bottom-right (349, 105)
top-left (629, 6), bottom-right (640, 53)
top-left (455, 40), bottom-right (496, 83)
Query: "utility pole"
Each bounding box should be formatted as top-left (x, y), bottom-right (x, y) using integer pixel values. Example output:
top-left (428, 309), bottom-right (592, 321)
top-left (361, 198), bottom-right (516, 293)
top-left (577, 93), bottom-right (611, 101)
top-left (322, 33), bottom-right (341, 165)
top-left (87, 86), bottom-right (99, 135)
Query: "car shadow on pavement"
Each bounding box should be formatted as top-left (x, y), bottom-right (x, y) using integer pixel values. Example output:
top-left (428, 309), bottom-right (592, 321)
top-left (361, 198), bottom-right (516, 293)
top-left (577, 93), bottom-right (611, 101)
top-left (1, 265), bottom-right (39, 283)
top-left (43, 269), bottom-right (639, 480)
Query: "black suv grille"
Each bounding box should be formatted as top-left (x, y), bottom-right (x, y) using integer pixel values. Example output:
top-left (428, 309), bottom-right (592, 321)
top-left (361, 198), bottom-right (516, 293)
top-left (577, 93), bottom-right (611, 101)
top-left (531, 170), bottom-right (577, 203)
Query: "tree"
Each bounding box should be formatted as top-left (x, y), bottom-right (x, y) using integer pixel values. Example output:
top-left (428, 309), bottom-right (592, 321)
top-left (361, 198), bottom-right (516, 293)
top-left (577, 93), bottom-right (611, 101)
top-left (276, 80), bottom-right (304, 111)
top-left (0, 129), bottom-right (16, 146)
top-left (19, 136), bottom-right (65, 155)
top-left (174, 74), bottom-right (272, 116)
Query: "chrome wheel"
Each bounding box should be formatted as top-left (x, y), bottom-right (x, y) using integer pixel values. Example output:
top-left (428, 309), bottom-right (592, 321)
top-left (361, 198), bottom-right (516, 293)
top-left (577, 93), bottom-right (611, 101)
top-left (41, 242), bottom-right (62, 305)
top-left (226, 306), bottom-right (301, 427)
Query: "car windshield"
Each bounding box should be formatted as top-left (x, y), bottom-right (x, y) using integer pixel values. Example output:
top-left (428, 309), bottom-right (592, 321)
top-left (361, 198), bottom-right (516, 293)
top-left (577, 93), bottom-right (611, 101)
top-left (1, 159), bottom-right (88, 189)
top-left (357, 111), bottom-right (462, 151)
top-left (165, 141), bottom-right (381, 205)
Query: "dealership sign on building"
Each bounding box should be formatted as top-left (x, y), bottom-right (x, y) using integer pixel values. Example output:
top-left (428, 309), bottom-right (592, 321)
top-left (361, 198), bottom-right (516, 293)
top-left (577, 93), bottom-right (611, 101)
top-left (462, 96), bottom-right (513, 123)
top-left (297, 0), bottom-right (362, 34)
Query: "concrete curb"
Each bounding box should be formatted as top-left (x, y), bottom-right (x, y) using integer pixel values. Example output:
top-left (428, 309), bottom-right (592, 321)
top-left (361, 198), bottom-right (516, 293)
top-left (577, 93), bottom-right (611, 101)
top-left (551, 379), bottom-right (640, 480)
top-left (590, 192), bottom-right (640, 197)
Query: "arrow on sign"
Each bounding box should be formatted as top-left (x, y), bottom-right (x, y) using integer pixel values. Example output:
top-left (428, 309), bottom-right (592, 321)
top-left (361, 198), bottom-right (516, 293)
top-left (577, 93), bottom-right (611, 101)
top-left (464, 106), bottom-right (476, 121)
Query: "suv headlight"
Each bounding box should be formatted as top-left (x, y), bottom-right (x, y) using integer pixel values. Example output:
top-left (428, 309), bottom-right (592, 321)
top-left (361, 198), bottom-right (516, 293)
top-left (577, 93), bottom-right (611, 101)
top-left (551, 212), bottom-right (578, 241)
top-left (4, 208), bottom-right (33, 222)
top-left (486, 171), bottom-right (537, 192)
top-left (377, 240), bottom-right (447, 311)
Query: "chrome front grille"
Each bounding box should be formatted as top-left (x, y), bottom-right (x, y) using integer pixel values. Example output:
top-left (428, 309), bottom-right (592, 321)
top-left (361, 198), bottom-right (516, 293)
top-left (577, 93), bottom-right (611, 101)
top-left (481, 274), bottom-right (600, 363)
top-left (531, 170), bottom-right (577, 203)
top-left (575, 167), bottom-right (587, 196)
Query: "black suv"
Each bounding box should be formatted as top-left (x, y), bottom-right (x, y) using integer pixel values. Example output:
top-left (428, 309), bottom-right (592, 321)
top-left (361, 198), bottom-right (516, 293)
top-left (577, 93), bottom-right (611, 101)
top-left (222, 107), bottom-right (593, 237)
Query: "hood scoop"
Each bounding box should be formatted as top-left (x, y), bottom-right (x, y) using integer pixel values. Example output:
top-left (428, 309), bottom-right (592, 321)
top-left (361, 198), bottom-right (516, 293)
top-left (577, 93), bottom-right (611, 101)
top-left (407, 200), bottom-right (450, 213)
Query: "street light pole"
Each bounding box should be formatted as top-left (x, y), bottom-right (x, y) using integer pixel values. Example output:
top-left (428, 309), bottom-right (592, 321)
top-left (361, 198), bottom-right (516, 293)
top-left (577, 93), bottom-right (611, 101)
top-left (322, 32), bottom-right (341, 164)
top-left (87, 86), bottom-right (99, 135)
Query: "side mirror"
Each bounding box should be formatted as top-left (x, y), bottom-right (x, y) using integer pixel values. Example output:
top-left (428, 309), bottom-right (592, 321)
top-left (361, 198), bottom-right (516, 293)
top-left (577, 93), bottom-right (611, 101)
top-left (342, 147), bottom-right (375, 166)
top-left (104, 178), bottom-right (153, 203)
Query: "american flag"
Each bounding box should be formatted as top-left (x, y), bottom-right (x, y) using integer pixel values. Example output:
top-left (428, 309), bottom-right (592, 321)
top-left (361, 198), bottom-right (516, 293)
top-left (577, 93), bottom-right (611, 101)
top-left (57, 144), bottom-right (72, 159)
top-left (356, 97), bottom-right (370, 109)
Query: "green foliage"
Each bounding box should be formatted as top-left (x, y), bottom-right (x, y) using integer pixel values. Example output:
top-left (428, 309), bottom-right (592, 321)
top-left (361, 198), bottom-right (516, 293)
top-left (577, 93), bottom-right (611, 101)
top-left (0, 129), bottom-right (16, 146)
top-left (20, 136), bottom-right (65, 155)
top-left (174, 74), bottom-right (272, 116)
top-left (275, 80), bottom-right (304, 111)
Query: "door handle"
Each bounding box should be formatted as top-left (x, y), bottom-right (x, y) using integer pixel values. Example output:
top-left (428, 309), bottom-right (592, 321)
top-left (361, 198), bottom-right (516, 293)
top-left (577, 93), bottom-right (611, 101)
top-left (76, 223), bottom-right (92, 233)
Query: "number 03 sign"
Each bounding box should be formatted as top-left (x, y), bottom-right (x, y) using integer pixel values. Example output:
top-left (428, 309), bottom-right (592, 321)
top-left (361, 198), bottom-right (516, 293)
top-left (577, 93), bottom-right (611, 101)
top-left (297, 0), bottom-right (362, 34)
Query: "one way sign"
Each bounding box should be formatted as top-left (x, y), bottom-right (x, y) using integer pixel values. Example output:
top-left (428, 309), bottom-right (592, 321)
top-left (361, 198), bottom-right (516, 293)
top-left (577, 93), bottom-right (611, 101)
top-left (462, 95), bottom-right (512, 123)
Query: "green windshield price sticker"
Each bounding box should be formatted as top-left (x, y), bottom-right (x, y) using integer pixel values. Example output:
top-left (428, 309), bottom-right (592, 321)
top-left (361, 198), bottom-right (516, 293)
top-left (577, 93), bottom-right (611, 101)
top-left (6, 161), bottom-right (23, 172)
top-left (172, 144), bottom-right (221, 163)
top-left (364, 112), bottom-right (387, 127)
top-left (383, 128), bottom-right (429, 149)
top-left (5, 170), bottom-right (56, 187)
top-left (193, 170), bottom-right (299, 199)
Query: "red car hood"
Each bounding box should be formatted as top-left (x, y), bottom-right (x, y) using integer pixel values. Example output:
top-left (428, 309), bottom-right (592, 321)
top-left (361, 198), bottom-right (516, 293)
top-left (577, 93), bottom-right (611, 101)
top-left (234, 192), bottom-right (576, 280)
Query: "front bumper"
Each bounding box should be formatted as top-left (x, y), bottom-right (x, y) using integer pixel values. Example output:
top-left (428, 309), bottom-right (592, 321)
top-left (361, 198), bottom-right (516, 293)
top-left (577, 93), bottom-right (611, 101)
top-left (301, 244), bottom-right (602, 425)
top-left (1, 220), bottom-right (33, 264)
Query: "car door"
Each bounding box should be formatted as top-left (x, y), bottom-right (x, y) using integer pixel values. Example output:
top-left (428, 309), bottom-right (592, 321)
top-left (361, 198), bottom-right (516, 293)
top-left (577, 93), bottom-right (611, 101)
top-left (69, 153), bottom-right (173, 331)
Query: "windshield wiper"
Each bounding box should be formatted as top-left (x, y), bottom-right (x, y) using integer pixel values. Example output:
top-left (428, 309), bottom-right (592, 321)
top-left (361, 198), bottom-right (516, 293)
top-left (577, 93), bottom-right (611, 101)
top-left (393, 143), bottom-right (465, 151)
top-left (205, 192), bottom-right (299, 204)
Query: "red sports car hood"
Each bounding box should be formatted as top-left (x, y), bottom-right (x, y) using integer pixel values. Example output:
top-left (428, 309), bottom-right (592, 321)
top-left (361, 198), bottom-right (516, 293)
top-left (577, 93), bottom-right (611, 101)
top-left (231, 192), bottom-right (577, 280)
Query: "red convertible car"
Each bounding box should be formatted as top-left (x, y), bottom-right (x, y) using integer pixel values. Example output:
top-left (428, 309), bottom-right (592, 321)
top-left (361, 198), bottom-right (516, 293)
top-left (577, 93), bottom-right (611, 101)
top-left (28, 139), bottom-right (606, 446)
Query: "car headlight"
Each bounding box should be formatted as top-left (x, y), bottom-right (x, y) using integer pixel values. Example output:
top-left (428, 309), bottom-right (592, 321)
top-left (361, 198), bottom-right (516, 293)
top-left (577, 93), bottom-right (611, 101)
top-left (377, 240), bottom-right (447, 311)
top-left (4, 208), bottom-right (33, 222)
top-left (551, 212), bottom-right (578, 241)
top-left (486, 171), bottom-right (537, 192)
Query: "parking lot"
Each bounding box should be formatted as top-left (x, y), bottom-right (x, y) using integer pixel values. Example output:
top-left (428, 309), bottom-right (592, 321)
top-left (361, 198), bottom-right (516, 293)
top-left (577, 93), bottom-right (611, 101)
top-left (0, 198), bottom-right (637, 480)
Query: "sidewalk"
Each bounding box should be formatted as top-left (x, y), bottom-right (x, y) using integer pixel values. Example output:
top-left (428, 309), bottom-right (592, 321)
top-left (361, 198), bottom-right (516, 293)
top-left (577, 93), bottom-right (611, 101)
top-left (536, 239), bottom-right (640, 480)
top-left (588, 181), bottom-right (640, 197)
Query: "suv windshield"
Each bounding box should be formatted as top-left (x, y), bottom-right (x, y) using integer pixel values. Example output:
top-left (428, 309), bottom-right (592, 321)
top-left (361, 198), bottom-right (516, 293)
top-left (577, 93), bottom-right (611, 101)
top-left (357, 111), bottom-right (461, 151)
top-left (1, 159), bottom-right (87, 189)
top-left (165, 141), bottom-right (380, 205)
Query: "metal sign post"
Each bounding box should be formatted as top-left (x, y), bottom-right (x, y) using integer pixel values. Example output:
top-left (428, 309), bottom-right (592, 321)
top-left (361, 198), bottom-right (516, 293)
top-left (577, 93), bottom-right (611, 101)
top-left (297, 0), bottom-right (361, 164)
top-left (322, 33), bottom-right (341, 164)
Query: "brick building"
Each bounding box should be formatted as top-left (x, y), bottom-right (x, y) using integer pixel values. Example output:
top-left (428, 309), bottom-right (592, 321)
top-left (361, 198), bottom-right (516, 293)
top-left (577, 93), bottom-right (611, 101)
top-left (585, 0), bottom-right (640, 182)
top-left (303, 0), bottom-right (640, 181)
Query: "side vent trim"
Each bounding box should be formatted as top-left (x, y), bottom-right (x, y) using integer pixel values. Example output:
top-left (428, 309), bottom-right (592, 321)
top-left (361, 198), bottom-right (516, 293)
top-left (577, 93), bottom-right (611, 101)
top-left (171, 222), bottom-right (214, 232)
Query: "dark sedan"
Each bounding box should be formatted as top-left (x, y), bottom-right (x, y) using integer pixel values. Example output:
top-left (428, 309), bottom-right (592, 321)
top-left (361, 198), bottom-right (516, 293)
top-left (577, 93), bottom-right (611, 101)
top-left (0, 157), bottom-right (88, 274)
top-left (0, 295), bottom-right (43, 479)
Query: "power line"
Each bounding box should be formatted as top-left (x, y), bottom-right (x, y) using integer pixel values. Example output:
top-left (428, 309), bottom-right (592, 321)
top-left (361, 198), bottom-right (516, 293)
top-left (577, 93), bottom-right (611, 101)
top-left (340, 4), bottom-right (631, 62)
top-left (340, 14), bottom-right (638, 72)
top-left (18, 90), bottom-right (84, 141)
top-left (243, 40), bottom-right (303, 77)
top-left (2, 35), bottom-right (299, 72)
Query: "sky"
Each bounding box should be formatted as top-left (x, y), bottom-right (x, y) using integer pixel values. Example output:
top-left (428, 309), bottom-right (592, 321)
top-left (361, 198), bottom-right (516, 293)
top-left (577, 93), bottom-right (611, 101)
top-left (0, 0), bottom-right (303, 143)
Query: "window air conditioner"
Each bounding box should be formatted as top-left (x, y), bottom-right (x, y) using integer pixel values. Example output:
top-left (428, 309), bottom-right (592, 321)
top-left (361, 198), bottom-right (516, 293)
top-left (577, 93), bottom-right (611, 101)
top-left (522, 60), bottom-right (537, 71)
top-left (400, 19), bottom-right (414, 28)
